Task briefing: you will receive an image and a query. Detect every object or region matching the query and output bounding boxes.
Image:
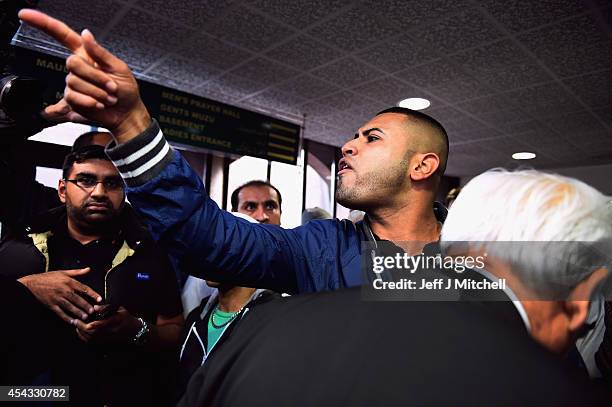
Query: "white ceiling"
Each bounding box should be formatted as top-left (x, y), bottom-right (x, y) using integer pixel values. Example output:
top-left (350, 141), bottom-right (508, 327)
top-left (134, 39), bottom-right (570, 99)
top-left (14, 0), bottom-right (612, 177)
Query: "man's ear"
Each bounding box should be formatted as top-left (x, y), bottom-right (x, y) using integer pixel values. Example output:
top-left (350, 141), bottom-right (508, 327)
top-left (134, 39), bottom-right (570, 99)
top-left (58, 179), bottom-right (67, 203)
top-left (565, 267), bottom-right (609, 332)
top-left (409, 153), bottom-right (440, 182)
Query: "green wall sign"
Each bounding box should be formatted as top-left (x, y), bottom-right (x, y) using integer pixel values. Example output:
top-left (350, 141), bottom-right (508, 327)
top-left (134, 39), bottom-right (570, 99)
top-left (14, 46), bottom-right (301, 164)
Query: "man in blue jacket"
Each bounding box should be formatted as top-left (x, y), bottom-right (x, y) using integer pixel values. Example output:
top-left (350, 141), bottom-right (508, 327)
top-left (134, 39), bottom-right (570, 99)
top-left (19, 10), bottom-right (449, 295)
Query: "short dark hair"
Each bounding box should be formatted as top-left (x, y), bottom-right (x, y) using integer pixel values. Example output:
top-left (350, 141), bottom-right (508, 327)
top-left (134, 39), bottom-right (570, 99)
top-left (376, 107), bottom-right (449, 175)
top-left (62, 145), bottom-right (111, 179)
top-left (71, 131), bottom-right (112, 152)
top-left (230, 180), bottom-right (282, 212)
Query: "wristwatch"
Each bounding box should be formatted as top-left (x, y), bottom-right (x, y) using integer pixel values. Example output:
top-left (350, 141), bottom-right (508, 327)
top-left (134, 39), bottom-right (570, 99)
top-left (133, 317), bottom-right (150, 345)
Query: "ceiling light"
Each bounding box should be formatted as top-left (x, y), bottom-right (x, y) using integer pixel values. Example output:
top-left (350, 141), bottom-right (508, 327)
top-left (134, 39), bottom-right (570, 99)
top-left (512, 152), bottom-right (536, 160)
top-left (397, 98), bottom-right (430, 110)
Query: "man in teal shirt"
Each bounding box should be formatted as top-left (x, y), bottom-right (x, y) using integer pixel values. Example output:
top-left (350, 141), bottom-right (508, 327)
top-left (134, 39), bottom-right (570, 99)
top-left (177, 181), bottom-right (283, 397)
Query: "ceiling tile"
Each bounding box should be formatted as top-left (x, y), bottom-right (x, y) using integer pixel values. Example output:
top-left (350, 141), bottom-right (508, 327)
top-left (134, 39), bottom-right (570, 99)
top-left (409, 10), bottom-right (504, 54)
top-left (273, 75), bottom-right (339, 101)
top-left (198, 74), bottom-right (266, 101)
top-left (425, 105), bottom-right (470, 123)
top-left (209, 6), bottom-right (295, 52)
top-left (446, 116), bottom-right (500, 139)
top-left (308, 5), bottom-right (397, 52)
top-left (300, 99), bottom-right (341, 118)
top-left (305, 120), bottom-right (337, 136)
top-left (104, 35), bottom-right (166, 72)
top-left (266, 35), bottom-right (339, 70)
top-left (316, 111), bottom-right (360, 130)
top-left (133, 0), bottom-right (237, 28)
top-left (476, 108), bottom-right (528, 127)
top-left (352, 77), bottom-right (421, 105)
top-left (520, 14), bottom-right (606, 48)
top-left (228, 58), bottom-right (299, 86)
top-left (512, 129), bottom-right (567, 148)
top-left (431, 77), bottom-right (494, 103)
top-left (242, 89), bottom-right (306, 116)
top-left (444, 129), bottom-right (472, 143)
top-left (496, 119), bottom-right (544, 134)
top-left (474, 136), bottom-right (533, 159)
top-left (456, 95), bottom-right (514, 114)
top-left (355, 36), bottom-right (441, 74)
top-left (477, 63), bottom-right (553, 91)
top-left (39, 0), bottom-right (120, 32)
top-left (546, 110), bottom-right (608, 135)
top-left (479, 0), bottom-right (588, 32)
top-left (148, 56), bottom-right (218, 86)
top-left (307, 130), bottom-right (346, 147)
top-left (592, 105), bottom-right (612, 128)
top-left (451, 39), bottom-right (531, 75)
top-left (449, 142), bottom-right (497, 158)
top-left (250, 0), bottom-right (348, 28)
top-left (563, 69), bottom-right (612, 108)
top-left (454, 96), bottom-right (528, 126)
top-left (314, 91), bottom-right (372, 112)
top-left (15, 0), bottom-right (610, 177)
top-left (181, 34), bottom-right (254, 71)
top-left (351, 103), bottom-right (391, 122)
top-left (114, 8), bottom-right (196, 52)
top-left (505, 83), bottom-right (583, 117)
top-left (518, 15), bottom-right (610, 77)
top-left (365, 0), bottom-right (472, 28)
top-left (577, 131), bottom-right (612, 148)
top-left (452, 126), bottom-right (503, 142)
top-left (534, 40), bottom-right (612, 78)
top-left (311, 58), bottom-right (383, 88)
top-left (396, 60), bottom-right (465, 87)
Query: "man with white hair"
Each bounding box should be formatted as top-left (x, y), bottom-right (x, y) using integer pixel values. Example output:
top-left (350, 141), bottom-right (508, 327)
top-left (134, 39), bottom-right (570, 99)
top-left (172, 169), bottom-right (611, 406)
top-left (441, 169), bottom-right (612, 359)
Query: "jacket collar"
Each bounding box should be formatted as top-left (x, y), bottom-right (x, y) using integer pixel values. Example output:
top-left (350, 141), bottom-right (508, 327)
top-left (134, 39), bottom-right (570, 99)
top-left (199, 288), bottom-right (269, 320)
top-left (25, 203), bottom-right (153, 249)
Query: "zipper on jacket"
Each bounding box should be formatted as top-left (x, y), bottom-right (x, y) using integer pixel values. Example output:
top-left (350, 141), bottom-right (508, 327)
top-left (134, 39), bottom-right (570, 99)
top-left (202, 308), bottom-right (249, 364)
top-left (104, 240), bottom-right (135, 300)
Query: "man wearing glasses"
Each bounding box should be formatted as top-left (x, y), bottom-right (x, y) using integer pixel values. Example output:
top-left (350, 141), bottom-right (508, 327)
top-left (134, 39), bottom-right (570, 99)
top-left (0, 143), bottom-right (184, 406)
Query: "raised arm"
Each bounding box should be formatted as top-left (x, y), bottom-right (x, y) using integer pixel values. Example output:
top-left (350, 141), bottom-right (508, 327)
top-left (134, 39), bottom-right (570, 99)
top-left (18, 10), bottom-right (351, 294)
top-left (103, 120), bottom-right (327, 293)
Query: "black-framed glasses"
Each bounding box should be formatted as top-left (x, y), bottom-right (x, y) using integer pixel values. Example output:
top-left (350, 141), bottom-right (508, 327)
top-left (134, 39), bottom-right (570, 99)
top-left (64, 175), bottom-right (125, 191)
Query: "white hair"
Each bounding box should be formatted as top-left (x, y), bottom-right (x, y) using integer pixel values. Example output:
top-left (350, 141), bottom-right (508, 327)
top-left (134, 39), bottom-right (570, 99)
top-left (441, 169), bottom-right (612, 297)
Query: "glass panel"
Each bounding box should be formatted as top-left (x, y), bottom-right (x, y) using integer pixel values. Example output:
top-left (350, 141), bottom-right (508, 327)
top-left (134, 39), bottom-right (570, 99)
top-left (305, 151), bottom-right (332, 215)
top-left (270, 161), bottom-right (302, 228)
top-left (35, 166), bottom-right (63, 189)
top-left (29, 122), bottom-right (99, 146)
top-left (336, 202), bottom-right (351, 220)
top-left (227, 156), bottom-right (268, 211)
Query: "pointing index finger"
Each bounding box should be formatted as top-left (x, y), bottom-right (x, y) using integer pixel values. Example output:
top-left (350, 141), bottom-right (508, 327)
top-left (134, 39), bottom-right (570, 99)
top-left (18, 9), bottom-right (83, 53)
top-left (81, 29), bottom-right (123, 73)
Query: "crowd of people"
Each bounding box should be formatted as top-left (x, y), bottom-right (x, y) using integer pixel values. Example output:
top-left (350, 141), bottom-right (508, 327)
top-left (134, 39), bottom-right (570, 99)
top-left (0, 8), bottom-right (611, 406)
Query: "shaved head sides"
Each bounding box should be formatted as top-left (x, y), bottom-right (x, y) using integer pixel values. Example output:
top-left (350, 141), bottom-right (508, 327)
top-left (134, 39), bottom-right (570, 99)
top-left (376, 107), bottom-right (449, 176)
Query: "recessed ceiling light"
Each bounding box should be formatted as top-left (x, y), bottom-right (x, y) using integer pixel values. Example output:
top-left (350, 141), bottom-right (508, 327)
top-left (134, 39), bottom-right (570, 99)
top-left (512, 152), bottom-right (536, 160)
top-left (398, 98), bottom-right (430, 110)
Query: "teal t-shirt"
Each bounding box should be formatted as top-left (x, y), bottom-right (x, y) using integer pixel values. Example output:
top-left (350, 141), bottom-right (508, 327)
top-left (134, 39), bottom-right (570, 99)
top-left (207, 307), bottom-right (238, 352)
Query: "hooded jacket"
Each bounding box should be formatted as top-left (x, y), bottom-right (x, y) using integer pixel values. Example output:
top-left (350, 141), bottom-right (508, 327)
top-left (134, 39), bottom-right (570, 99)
top-left (177, 289), bottom-right (279, 397)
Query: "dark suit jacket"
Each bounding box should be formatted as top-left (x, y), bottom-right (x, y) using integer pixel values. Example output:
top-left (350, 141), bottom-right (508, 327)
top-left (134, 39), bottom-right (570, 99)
top-left (178, 287), bottom-right (607, 406)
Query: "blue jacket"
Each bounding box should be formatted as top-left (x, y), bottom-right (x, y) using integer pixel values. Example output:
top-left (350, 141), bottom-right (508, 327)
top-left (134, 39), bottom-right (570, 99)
top-left (106, 120), bottom-right (444, 294)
